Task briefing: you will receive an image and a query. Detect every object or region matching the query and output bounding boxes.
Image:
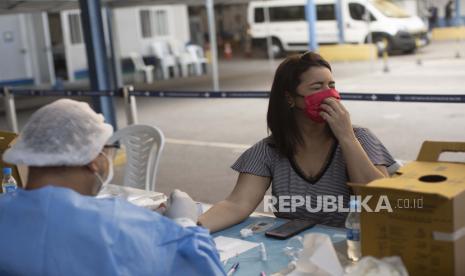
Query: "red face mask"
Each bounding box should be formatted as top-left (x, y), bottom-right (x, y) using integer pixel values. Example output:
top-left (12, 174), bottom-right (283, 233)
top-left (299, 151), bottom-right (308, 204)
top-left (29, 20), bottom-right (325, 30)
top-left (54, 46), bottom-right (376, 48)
top-left (301, 88), bottom-right (341, 123)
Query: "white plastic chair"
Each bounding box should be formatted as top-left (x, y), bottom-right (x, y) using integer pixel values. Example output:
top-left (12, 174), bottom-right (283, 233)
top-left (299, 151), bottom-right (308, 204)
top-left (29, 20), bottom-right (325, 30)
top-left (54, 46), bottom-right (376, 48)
top-left (170, 40), bottom-right (196, 77)
top-left (151, 41), bottom-right (179, 80)
top-left (108, 124), bottom-right (165, 191)
top-left (129, 52), bottom-right (154, 84)
top-left (186, 44), bottom-right (208, 76)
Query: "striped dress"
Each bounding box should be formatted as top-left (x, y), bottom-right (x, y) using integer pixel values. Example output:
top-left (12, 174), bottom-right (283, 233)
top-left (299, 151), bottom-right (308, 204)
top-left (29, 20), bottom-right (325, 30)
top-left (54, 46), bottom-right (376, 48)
top-left (231, 127), bottom-right (399, 227)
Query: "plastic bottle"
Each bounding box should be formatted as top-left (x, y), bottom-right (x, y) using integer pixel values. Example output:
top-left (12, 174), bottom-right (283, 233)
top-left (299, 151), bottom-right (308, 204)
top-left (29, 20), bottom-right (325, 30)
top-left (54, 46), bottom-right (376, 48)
top-left (345, 199), bottom-right (361, 261)
top-left (2, 168), bottom-right (18, 194)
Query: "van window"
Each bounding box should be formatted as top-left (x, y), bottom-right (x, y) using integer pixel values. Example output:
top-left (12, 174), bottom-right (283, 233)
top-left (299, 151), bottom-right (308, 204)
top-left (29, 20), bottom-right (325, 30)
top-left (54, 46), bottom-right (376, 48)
top-left (259, 4), bottom-right (340, 22)
top-left (372, 0), bottom-right (409, 18)
top-left (269, 6), bottom-right (305, 22)
top-left (316, 4), bottom-right (336, 21)
top-left (349, 3), bottom-right (376, 21)
top-left (254, 8), bottom-right (264, 23)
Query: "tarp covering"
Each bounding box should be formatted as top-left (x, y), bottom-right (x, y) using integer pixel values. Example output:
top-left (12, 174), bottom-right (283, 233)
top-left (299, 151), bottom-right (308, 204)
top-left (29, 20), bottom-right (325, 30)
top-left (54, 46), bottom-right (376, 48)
top-left (0, 0), bottom-right (252, 14)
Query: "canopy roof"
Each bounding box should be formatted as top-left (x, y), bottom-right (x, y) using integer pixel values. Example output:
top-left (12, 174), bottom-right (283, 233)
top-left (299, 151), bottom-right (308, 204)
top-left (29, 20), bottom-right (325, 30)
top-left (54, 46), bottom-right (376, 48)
top-left (0, 0), bottom-right (252, 14)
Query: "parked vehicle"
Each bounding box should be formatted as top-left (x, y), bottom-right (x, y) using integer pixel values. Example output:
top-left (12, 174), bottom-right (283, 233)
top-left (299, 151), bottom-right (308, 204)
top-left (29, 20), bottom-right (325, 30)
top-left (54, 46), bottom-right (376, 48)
top-left (247, 0), bottom-right (429, 57)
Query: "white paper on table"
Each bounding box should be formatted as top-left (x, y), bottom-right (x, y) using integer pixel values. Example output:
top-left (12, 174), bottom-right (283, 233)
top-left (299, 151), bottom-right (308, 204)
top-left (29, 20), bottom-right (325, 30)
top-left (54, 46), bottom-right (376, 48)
top-left (213, 236), bottom-right (260, 261)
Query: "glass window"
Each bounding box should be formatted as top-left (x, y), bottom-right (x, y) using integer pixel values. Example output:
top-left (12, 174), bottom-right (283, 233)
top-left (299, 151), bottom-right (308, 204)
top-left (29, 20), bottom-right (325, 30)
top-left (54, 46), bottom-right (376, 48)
top-left (154, 10), bottom-right (169, 36)
top-left (254, 8), bottom-right (264, 23)
top-left (316, 4), bottom-right (336, 21)
top-left (140, 10), bottom-right (153, 38)
top-left (349, 3), bottom-right (376, 21)
top-left (269, 6), bottom-right (305, 22)
top-left (68, 14), bottom-right (83, 44)
top-left (371, 0), bottom-right (409, 18)
top-left (140, 9), bottom-right (169, 38)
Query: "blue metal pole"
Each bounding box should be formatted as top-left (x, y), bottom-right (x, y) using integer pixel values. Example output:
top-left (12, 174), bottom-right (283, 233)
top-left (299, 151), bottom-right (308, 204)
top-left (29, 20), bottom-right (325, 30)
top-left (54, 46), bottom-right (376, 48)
top-left (78, 0), bottom-right (117, 129)
top-left (206, 0), bottom-right (220, 91)
top-left (306, 0), bottom-right (318, 51)
top-left (455, 0), bottom-right (461, 26)
top-left (105, 8), bottom-right (123, 89)
top-left (335, 0), bottom-right (345, 43)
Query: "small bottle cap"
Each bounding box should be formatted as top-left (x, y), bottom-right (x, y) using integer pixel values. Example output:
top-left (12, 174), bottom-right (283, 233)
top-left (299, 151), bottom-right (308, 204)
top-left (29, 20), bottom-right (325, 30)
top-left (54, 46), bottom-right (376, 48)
top-left (3, 168), bottom-right (12, 175)
top-left (240, 228), bottom-right (253, 238)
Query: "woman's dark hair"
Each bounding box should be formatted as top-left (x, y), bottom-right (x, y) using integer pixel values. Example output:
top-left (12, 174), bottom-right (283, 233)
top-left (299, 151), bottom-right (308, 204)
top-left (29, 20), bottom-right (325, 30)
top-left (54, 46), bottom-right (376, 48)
top-left (267, 52), bottom-right (332, 157)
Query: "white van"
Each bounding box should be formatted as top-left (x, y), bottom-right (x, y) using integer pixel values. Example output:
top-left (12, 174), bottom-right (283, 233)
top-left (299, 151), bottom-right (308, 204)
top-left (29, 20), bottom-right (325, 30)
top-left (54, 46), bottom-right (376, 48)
top-left (247, 0), bottom-right (429, 56)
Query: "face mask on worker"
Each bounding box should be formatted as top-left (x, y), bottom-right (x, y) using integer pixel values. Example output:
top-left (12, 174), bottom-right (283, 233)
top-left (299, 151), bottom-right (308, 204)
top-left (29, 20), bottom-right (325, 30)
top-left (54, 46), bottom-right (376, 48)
top-left (94, 152), bottom-right (114, 190)
top-left (297, 88), bottom-right (341, 123)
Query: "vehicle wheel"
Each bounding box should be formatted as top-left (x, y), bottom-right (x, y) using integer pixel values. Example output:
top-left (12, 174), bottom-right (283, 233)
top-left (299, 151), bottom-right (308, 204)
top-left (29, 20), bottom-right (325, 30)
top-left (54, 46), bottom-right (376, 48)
top-left (270, 38), bottom-right (284, 58)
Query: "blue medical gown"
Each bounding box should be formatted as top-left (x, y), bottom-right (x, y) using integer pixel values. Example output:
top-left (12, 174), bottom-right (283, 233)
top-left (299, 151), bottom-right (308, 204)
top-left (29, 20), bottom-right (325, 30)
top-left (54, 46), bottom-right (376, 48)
top-left (0, 186), bottom-right (226, 276)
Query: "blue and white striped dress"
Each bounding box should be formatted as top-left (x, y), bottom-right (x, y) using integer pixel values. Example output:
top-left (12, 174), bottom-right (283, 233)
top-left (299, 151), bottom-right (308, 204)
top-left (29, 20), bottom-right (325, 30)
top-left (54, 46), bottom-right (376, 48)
top-left (232, 127), bottom-right (399, 227)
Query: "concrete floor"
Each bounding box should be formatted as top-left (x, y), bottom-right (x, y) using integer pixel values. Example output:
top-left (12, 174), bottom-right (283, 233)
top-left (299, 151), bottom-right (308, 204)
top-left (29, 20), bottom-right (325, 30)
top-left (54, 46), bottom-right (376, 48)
top-left (2, 40), bottom-right (465, 209)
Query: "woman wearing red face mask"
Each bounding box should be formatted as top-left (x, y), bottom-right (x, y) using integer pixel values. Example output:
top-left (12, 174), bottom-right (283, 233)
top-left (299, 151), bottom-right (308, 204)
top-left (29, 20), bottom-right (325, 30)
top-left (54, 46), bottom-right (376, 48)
top-left (198, 52), bottom-right (398, 232)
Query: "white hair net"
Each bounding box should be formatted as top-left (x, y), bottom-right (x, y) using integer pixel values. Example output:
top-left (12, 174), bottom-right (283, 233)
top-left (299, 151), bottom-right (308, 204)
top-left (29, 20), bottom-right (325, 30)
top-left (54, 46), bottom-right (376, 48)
top-left (3, 99), bottom-right (113, 166)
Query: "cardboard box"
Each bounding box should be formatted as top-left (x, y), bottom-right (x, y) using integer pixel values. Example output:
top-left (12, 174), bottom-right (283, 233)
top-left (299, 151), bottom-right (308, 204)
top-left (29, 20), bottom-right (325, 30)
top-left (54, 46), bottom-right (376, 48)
top-left (0, 131), bottom-right (24, 189)
top-left (351, 141), bottom-right (465, 276)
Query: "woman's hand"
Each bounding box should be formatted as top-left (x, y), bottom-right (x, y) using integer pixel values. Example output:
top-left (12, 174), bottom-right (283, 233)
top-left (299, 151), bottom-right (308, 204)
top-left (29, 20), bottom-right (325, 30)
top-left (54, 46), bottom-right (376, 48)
top-left (320, 98), bottom-right (387, 183)
top-left (319, 98), bottom-right (355, 141)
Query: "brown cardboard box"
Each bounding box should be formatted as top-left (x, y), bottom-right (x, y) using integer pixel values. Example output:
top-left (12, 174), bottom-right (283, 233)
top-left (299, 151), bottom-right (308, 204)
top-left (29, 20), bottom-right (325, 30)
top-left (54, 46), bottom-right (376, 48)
top-left (351, 141), bottom-right (465, 276)
top-left (0, 131), bottom-right (24, 189)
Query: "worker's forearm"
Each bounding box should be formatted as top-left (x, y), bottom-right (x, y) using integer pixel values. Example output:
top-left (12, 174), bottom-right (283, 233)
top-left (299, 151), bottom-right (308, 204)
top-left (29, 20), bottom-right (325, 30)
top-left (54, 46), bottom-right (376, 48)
top-left (198, 200), bottom-right (251, 233)
top-left (339, 134), bottom-right (386, 184)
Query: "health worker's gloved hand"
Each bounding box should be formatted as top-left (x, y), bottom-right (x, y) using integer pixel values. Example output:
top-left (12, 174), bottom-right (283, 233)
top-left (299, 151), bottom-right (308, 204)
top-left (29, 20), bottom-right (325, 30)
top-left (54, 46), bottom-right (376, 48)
top-left (164, 189), bottom-right (199, 227)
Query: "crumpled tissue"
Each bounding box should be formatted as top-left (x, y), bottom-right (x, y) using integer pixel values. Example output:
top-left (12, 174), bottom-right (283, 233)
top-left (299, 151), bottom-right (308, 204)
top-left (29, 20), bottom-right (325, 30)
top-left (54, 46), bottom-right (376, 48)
top-left (288, 233), bottom-right (344, 276)
top-left (344, 256), bottom-right (408, 276)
